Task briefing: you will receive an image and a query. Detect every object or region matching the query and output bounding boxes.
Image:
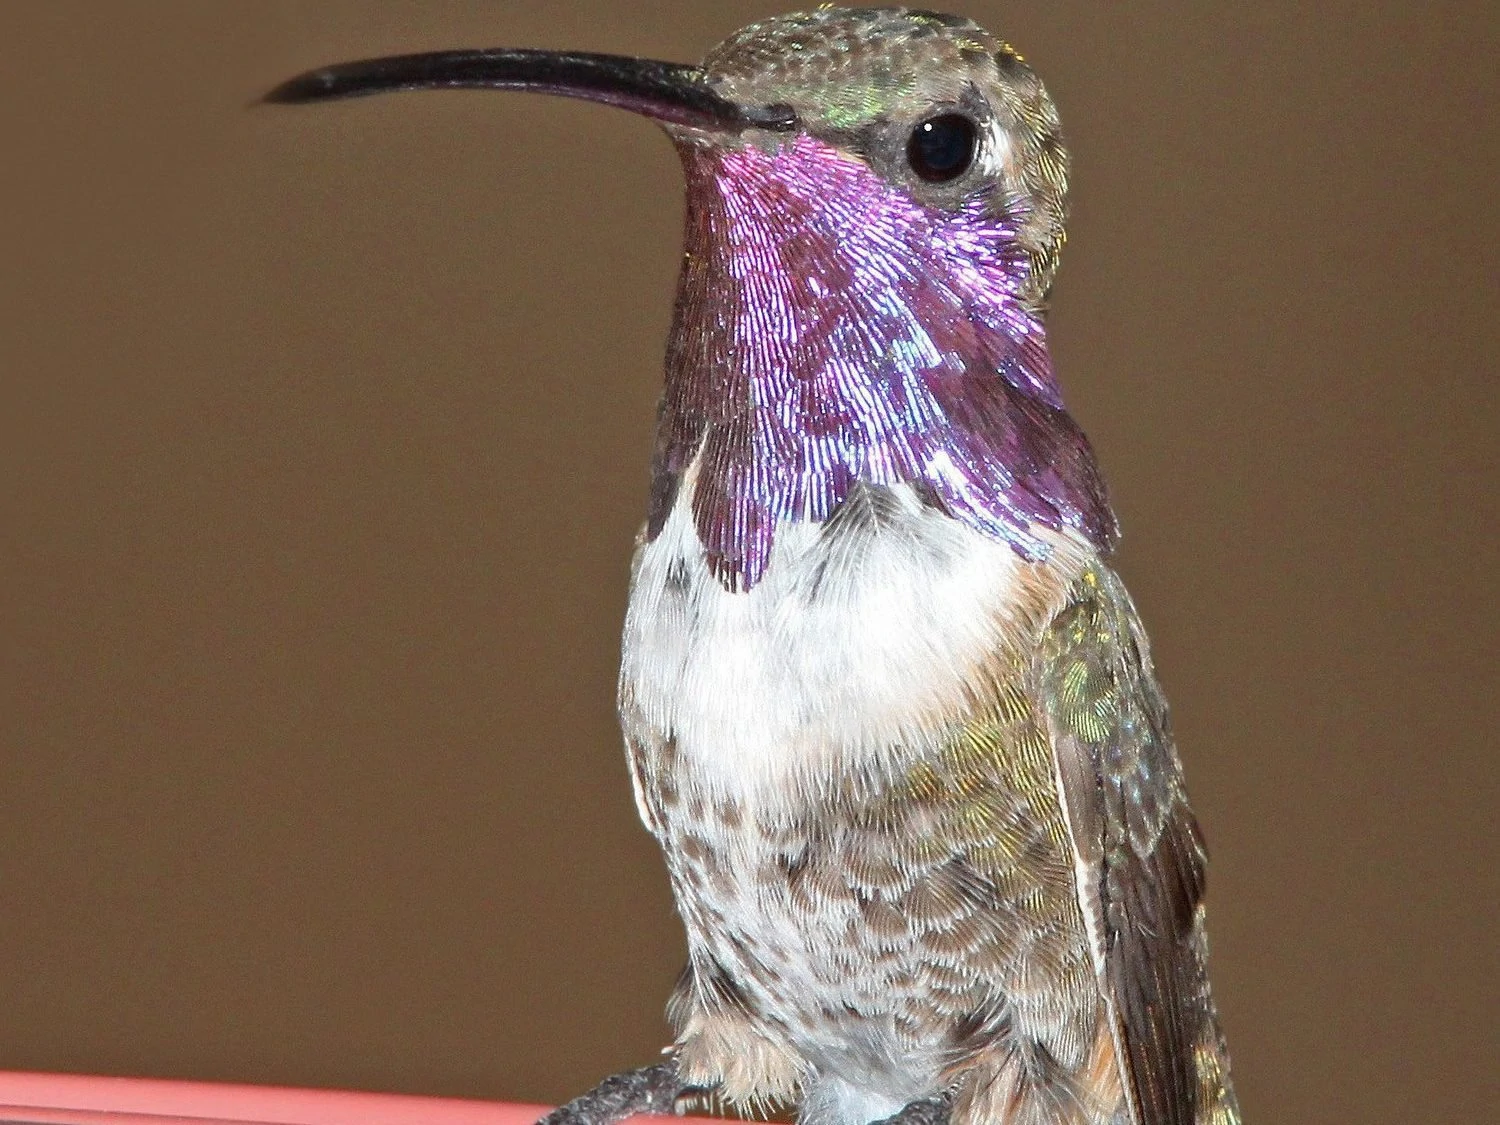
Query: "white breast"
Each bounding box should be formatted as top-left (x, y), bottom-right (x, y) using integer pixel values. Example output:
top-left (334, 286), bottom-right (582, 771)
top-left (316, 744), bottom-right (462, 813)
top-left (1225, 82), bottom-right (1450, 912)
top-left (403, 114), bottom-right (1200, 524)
top-left (618, 480), bottom-right (1079, 813)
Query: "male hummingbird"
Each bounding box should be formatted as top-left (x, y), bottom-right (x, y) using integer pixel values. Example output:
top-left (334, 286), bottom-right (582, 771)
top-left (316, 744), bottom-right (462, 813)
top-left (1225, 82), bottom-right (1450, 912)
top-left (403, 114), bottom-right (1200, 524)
top-left (269, 8), bottom-right (1241, 1125)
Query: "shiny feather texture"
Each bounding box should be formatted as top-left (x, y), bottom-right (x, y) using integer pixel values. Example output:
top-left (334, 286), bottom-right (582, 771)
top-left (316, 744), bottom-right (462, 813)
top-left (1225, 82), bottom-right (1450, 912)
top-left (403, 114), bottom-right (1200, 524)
top-left (620, 9), bottom-right (1241, 1125)
top-left (649, 9), bottom-right (1111, 592)
top-left (649, 134), bottom-right (1113, 591)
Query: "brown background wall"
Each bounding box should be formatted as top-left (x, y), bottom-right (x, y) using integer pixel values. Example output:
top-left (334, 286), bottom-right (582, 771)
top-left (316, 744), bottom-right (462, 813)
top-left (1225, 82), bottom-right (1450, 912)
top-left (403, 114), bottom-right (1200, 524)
top-left (2, 4), bottom-right (1495, 1124)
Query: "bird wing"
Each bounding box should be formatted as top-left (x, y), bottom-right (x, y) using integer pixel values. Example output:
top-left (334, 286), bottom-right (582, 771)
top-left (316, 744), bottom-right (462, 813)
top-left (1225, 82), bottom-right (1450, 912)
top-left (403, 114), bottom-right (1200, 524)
top-left (1036, 565), bottom-right (1239, 1125)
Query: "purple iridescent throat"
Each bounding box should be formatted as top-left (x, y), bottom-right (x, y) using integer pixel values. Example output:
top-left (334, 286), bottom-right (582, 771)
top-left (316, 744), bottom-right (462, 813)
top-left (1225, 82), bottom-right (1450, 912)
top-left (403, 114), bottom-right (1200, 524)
top-left (647, 134), bottom-right (1116, 591)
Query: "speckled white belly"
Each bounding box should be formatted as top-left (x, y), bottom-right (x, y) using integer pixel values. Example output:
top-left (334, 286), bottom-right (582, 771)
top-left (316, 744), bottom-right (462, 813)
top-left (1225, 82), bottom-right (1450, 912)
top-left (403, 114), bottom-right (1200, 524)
top-left (614, 477), bottom-right (1097, 1125)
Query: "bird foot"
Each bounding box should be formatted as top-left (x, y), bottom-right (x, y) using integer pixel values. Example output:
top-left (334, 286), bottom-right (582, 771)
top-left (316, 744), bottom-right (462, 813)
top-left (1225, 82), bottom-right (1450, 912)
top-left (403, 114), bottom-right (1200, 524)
top-left (868, 1093), bottom-right (952, 1125)
top-left (537, 1062), bottom-right (702, 1125)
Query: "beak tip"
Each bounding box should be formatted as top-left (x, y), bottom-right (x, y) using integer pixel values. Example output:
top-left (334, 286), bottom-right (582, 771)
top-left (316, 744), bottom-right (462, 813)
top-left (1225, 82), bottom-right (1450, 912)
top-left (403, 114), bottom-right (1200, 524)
top-left (262, 69), bottom-right (340, 105)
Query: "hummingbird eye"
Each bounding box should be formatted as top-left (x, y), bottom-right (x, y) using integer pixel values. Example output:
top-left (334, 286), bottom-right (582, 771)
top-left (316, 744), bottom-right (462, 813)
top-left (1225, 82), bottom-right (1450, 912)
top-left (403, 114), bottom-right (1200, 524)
top-left (905, 113), bottom-right (978, 183)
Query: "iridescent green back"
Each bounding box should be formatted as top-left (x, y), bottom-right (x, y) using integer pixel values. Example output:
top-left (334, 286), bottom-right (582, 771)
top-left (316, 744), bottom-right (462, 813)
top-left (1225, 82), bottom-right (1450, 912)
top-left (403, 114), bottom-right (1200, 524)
top-left (1037, 566), bottom-right (1242, 1125)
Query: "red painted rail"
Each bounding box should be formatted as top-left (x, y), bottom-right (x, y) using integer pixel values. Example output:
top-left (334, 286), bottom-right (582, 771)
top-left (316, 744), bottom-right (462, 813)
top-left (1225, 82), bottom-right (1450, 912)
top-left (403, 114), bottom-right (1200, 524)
top-left (0, 1073), bottom-right (690, 1125)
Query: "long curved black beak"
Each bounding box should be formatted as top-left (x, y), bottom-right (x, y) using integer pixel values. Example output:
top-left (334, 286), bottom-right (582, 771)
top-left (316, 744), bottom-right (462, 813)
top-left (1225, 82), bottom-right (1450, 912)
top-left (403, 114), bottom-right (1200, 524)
top-left (264, 48), bottom-right (795, 134)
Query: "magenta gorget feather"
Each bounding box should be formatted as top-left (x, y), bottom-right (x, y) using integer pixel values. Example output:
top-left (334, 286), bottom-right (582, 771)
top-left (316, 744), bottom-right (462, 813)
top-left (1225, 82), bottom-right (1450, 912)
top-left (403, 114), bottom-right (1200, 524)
top-left (646, 134), bottom-right (1116, 590)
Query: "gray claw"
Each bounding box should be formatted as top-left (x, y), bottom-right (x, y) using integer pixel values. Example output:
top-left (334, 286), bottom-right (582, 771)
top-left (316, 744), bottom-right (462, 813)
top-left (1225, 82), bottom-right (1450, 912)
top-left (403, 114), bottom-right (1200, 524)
top-left (869, 1093), bottom-right (952, 1125)
top-left (538, 1063), bottom-right (692, 1125)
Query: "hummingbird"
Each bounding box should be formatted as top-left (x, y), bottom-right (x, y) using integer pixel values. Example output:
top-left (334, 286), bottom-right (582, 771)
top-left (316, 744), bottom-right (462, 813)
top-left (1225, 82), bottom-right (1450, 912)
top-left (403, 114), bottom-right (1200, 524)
top-left (268, 8), bottom-right (1241, 1125)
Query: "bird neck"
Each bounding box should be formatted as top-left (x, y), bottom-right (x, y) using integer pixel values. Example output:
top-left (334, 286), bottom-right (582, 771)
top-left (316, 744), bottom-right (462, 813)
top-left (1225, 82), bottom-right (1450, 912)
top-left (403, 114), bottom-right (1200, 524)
top-left (648, 134), bottom-right (1116, 591)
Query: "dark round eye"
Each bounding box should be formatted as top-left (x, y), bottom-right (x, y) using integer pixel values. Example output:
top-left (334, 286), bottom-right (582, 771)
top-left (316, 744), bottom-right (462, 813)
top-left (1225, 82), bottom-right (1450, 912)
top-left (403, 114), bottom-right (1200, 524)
top-left (906, 113), bottom-right (978, 182)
